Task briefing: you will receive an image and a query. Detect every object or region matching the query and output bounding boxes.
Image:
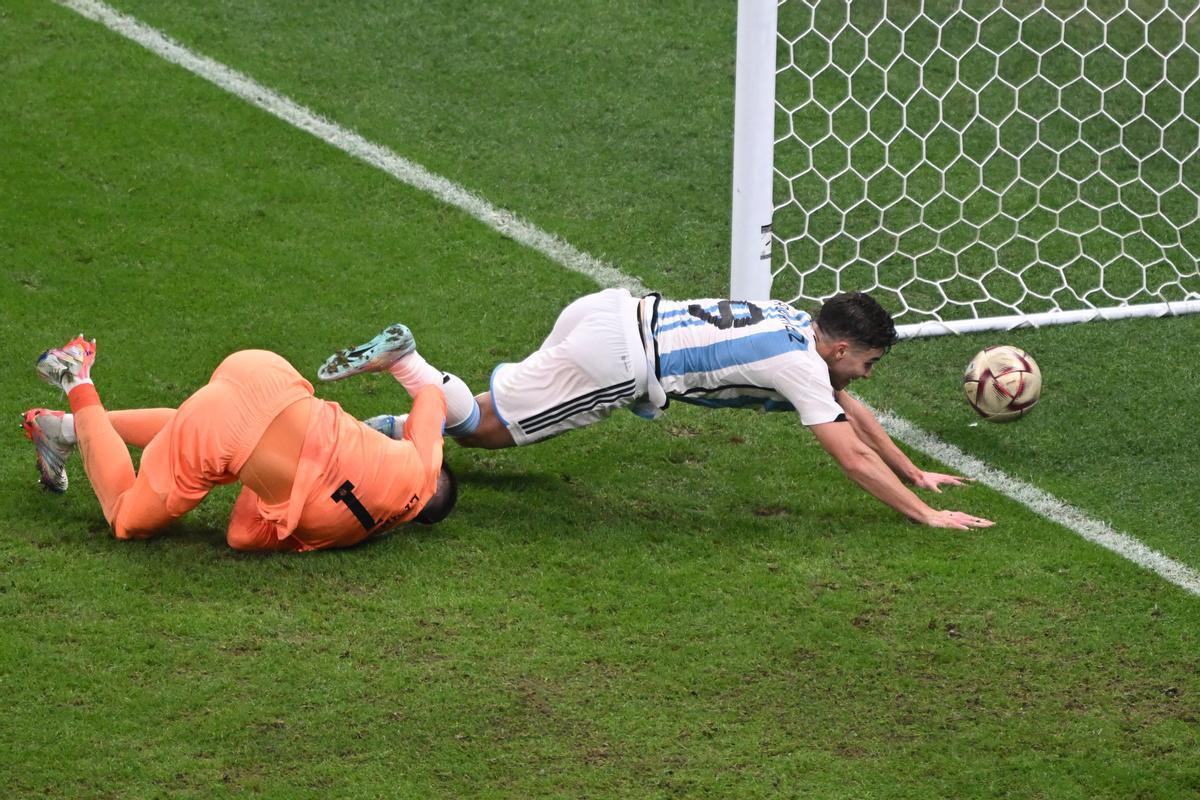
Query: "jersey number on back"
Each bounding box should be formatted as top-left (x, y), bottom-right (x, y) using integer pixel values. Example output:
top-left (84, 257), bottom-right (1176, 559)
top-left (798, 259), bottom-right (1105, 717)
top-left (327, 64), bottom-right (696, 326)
top-left (687, 300), bottom-right (764, 330)
top-left (332, 480), bottom-right (377, 531)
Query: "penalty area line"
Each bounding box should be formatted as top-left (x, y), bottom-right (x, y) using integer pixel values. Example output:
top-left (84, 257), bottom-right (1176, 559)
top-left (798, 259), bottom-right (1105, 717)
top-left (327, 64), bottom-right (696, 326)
top-left (58, 0), bottom-right (1198, 597)
top-left (55, 0), bottom-right (649, 298)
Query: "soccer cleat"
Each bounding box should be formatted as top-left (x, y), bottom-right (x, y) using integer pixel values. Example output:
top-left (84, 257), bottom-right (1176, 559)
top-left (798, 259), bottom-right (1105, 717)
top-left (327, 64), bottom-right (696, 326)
top-left (21, 408), bottom-right (73, 493)
top-left (318, 323), bottom-right (415, 381)
top-left (36, 334), bottom-right (96, 392)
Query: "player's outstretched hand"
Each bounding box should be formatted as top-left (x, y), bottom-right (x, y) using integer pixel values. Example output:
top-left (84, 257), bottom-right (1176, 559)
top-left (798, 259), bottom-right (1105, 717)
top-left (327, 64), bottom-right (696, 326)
top-left (913, 471), bottom-right (971, 493)
top-left (924, 510), bottom-right (994, 530)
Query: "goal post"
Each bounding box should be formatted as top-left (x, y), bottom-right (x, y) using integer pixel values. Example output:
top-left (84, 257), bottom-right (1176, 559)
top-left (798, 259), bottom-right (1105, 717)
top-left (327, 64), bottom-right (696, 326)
top-left (730, 0), bottom-right (1200, 337)
top-left (730, 0), bottom-right (778, 299)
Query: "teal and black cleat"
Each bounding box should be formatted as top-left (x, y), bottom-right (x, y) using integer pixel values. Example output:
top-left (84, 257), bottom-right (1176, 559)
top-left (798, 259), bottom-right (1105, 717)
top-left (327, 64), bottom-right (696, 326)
top-left (317, 324), bottom-right (415, 382)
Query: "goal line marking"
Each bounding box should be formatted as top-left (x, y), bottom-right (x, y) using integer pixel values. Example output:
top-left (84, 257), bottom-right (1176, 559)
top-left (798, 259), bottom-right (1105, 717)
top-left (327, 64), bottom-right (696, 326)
top-left (57, 0), bottom-right (1200, 597)
top-left (872, 406), bottom-right (1200, 596)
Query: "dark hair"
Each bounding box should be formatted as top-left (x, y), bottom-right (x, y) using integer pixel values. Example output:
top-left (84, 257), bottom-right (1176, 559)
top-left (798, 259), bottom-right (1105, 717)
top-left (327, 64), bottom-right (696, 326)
top-left (815, 291), bottom-right (898, 351)
top-left (414, 463), bottom-right (458, 525)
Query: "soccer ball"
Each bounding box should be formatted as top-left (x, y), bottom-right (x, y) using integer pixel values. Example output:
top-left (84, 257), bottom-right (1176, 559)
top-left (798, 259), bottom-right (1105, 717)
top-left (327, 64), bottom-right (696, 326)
top-left (962, 345), bottom-right (1042, 422)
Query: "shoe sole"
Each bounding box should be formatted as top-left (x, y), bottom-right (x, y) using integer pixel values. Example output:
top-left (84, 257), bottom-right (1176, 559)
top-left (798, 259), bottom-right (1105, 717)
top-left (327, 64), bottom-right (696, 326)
top-left (36, 350), bottom-right (74, 389)
top-left (21, 411), bottom-right (68, 493)
top-left (318, 324), bottom-right (415, 381)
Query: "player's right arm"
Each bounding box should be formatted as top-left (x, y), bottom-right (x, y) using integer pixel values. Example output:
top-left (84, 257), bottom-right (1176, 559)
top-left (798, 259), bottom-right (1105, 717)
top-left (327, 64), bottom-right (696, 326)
top-left (402, 385), bottom-right (447, 483)
top-left (835, 389), bottom-right (968, 492)
top-left (808, 420), bottom-right (994, 530)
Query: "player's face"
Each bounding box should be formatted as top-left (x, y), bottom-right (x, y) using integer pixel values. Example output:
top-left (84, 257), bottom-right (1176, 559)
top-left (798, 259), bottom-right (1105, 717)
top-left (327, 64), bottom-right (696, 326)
top-left (828, 345), bottom-right (886, 390)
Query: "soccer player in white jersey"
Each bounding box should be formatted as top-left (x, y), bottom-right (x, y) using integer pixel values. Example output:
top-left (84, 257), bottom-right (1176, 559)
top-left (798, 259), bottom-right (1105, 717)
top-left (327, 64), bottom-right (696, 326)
top-left (318, 289), bottom-right (994, 531)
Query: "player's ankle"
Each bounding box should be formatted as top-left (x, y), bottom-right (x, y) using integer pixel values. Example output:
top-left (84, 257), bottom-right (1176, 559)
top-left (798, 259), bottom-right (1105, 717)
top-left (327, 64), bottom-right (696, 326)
top-left (67, 382), bottom-right (101, 413)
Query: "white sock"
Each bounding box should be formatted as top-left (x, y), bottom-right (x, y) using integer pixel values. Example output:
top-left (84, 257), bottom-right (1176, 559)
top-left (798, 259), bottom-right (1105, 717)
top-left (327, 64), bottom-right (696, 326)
top-left (387, 352), bottom-right (479, 436)
top-left (386, 352), bottom-right (444, 393)
top-left (388, 351), bottom-right (441, 393)
top-left (61, 414), bottom-right (77, 444)
top-left (441, 372), bottom-right (480, 437)
top-left (60, 376), bottom-right (93, 395)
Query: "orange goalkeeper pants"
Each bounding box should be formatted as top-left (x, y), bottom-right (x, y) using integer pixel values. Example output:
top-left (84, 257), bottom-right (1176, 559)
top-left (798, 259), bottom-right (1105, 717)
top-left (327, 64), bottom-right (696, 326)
top-left (74, 405), bottom-right (312, 551)
top-left (71, 350), bottom-right (315, 546)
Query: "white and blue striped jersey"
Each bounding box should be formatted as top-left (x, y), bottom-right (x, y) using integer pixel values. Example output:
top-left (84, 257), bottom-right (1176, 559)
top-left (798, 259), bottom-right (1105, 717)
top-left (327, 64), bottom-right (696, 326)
top-left (650, 298), bottom-right (846, 426)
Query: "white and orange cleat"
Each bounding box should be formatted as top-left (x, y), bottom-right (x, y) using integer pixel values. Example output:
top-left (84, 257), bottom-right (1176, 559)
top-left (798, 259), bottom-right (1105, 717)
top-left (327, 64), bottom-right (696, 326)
top-left (21, 408), bottom-right (74, 493)
top-left (36, 334), bottom-right (96, 393)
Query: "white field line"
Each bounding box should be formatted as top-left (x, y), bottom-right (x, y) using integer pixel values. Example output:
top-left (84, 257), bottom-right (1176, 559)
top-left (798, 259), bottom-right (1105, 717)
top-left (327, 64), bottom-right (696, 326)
top-left (58, 0), bottom-right (1199, 597)
top-left (869, 403), bottom-right (1200, 596)
top-left (55, 0), bottom-right (649, 297)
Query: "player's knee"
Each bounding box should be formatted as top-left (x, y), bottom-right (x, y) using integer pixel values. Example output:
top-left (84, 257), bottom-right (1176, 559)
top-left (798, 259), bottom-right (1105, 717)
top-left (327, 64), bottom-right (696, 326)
top-left (108, 497), bottom-right (159, 540)
top-left (226, 530), bottom-right (262, 551)
top-left (225, 489), bottom-right (277, 551)
top-left (112, 519), bottom-right (159, 541)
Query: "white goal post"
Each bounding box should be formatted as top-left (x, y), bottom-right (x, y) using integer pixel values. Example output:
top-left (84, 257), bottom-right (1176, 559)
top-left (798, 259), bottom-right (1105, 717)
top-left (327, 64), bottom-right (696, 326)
top-left (730, 0), bottom-right (1200, 337)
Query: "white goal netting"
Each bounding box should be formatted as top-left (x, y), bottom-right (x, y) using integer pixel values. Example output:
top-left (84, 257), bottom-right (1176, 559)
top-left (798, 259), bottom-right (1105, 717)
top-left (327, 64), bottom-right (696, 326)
top-left (772, 0), bottom-right (1200, 333)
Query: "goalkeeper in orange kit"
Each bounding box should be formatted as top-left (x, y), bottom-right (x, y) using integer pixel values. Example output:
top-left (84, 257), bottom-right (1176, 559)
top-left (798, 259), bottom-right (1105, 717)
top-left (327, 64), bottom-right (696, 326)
top-left (22, 335), bottom-right (461, 552)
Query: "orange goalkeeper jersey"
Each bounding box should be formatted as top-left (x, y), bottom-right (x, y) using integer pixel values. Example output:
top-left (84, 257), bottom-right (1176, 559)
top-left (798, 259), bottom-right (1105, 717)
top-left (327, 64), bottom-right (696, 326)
top-left (254, 386), bottom-right (446, 551)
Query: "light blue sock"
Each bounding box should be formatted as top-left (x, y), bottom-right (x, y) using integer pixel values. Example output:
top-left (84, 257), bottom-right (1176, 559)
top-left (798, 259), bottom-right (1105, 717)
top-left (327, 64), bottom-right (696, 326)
top-left (442, 373), bottom-right (480, 437)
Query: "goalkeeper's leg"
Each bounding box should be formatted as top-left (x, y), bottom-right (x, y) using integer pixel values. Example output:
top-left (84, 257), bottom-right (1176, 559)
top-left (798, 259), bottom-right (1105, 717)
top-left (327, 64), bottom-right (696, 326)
top-left (37, 336), bottom-right (184, 539)
top-left (21, 407), bottom-right (175, 495)
top-left (53, 408), bottom-right (178, 448)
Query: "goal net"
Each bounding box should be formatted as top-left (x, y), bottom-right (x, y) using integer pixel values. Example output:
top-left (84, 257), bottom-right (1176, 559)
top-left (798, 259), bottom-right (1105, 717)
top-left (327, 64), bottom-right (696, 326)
top-left (736, 0), bottom-right (1200, 337)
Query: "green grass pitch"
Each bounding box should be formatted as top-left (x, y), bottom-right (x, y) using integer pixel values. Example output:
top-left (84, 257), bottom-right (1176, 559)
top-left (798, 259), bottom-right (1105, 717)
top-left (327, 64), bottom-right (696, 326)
top-left (2, 1), bottom-right (1199, 797)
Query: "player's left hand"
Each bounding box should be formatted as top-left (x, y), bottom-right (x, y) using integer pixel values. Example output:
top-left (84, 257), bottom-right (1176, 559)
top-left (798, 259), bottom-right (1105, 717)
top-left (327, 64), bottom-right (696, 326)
top-left (912, 471), bottom-right (970, 493)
